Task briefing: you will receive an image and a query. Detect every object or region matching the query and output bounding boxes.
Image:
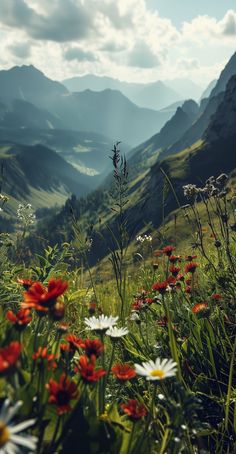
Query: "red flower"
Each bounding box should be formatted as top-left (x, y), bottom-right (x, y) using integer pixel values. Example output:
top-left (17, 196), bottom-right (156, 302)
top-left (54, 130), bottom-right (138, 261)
top-left (0, 342), bottom-right (21, 376)
top-left (192, 302), bottom-right (209, 314)
top-left (185, 255), bottom-right (197, 262)
top-left (82, 339), bottom-right (104, 359)
top-left (46, 373), bottom-right (78, 415)
top-left (6, 309), bottom-right (32, 330)
top-left (185, 286), bottom-right (192, 294)
top-left (185, 262), bottom-right (198, 274)
top-left (22, 278), bottom-right (68, 311)
top-left (169, 266), bottom-right (181, 277)
top-left (112, 363), bottom-right (136, 381)
top-left (176, 273), bottom-right (185, 281)
top-left (89, 301), bottom-right (97, 315)
top-left (162, 246), bottom-right (175, 256)
top-left (152, 280), bottom-right (168, 294)
top-left (211, 293), bottom-right (222, 300)
top-left (17, 278), bottom-right (34, 290)
top-left (32, 347), bottom-right (57, 370)
top-left (120, 399), bottom-right (147, 421)
top-left (76, 355), bottom-right (106, 383)
top-left (66, 335), bottom-right (85, 352)
top-left (169, 255), bottom-right (181, 263)
top-left (157, 316), bottom-right (168, 327)
top-left (132, 299), bottom-right (144, 311)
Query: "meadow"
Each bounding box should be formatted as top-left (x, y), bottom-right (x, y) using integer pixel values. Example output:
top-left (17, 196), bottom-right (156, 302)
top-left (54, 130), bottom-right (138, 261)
top-left (0, 152), bottom-right (235, 454)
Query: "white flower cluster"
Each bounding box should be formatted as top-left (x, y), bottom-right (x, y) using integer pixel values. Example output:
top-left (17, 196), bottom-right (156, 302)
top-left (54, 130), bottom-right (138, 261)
top-left (84, 314), bottom-right (129, 338)
top-left (136, 234), bottom-right (152, 243)
top-left (17, 203), bottom-right (36, 226)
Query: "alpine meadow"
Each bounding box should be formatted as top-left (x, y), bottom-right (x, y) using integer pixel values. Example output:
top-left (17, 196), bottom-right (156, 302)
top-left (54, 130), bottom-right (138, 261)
top-left (0, 1), bottom-right (236, 453)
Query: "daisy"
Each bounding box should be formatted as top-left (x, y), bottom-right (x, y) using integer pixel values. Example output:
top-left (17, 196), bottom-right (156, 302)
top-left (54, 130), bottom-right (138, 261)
top-left (106, 326), bottom-right (129, 338)
top-left (84, 315), bottom-right (119, 332)
top-left (0, 399), bottom-right (37, 452)
top-left (135, 358), bottom-right (177, 381)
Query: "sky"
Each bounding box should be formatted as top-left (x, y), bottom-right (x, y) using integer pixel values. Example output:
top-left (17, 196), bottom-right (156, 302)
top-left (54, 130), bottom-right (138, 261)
top-left (0, 0), bottom-right (236, 87)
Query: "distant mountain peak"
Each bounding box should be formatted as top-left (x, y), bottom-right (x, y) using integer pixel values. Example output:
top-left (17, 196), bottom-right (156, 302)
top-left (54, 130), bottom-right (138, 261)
top-left (210, 51), bottom-right (236, 98)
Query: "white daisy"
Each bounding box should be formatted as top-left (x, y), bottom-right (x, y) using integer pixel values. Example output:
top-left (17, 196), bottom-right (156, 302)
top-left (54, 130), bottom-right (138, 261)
top-left (0, 399), bottom-right (37, 453)
top-left (135, 358), bottom-right (177, 381)
top-left (84, 314), bottom-right (119, 332)
top-left (106, 326), bottom-right (129, 338)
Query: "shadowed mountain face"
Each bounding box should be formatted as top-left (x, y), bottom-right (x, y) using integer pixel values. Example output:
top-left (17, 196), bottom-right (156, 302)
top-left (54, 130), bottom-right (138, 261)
top-left (210, 52), bottom-right (236, 98)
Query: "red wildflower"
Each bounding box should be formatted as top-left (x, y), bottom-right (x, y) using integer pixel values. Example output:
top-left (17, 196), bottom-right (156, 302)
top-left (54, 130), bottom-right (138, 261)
top-left (82, 339), bottom-right (104, 359)
top-left (76, 355), bottom-right (106, 383)
top-left (22, 278), bottom-right (68, 312)
top-left (112, 363), bottom-right (136, 381)
top-left (66, 335), bottom-right (84, 352)
top-left (185, 255), bottom-right (197, 262)
top-left (6, 308), bottom-right (32, 330)
top-left (169, 266), bottom-right (181, 277)
top-left (50, 301), bottom-right (65, 321)
top-left (0, 342), bottom-right (21, 376)
top-left (185, 286), bottom-right (192, 294)
top-left (185, 262), bottom-right (198, 274)
top-left (46, 373), bottom-right (78, 415)
top-left (32, 347), bottom-right (57, 370)
top-left (176, 273), bottom-right (185, 281)
top-left (192, 302), bottom-right (209, 314)
top-left (211, 293), bottom-right (222, 301)
top-left (169, 255), bottom-right (181, 263)
top-left (152, 280), bottom-right (168, 294)
top-left (157, 316), bottom-right (168, 327)
top-left (153, 250), bottom-right (163, 257)
top-left (17, 278), bottom-right (34, 290)
top-left (89, 301), bottom-right (97, 315)
top-left (120, 399), bottom-right (147, 421)
top-left (162, 246), bottom-right (175, 256)
top-left (132, 299), bottom-right (144, 311)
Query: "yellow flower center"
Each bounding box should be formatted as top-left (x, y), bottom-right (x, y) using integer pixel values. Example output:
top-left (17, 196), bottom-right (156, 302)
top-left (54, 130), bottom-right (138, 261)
top-left (150, 369), bottom-right (165, 378)
top-left (0, 422), bottom-right (10, 447)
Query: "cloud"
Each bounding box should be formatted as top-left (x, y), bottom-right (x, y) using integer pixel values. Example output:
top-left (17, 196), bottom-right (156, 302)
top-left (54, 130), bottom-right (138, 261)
top-left (64, 47), bottom-right (97, 62)
top-left (100, 41), bottom-right (127, 52)
top-left (177, 58), bottom-right (200, 70)
top-left (8, 42), bottom-right (31, 58)
top-left (128, 41), bottom-right (160, 68)
top-left (221, 10), bottom-right (236, 36)
top-left (0, 0), bottom-right (94, 42)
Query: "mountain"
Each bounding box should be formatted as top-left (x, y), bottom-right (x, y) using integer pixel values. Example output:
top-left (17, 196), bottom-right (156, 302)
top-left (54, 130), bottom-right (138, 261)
top-left (210, 52), bottom-right (236, 98)
top-left (0, 143), bottom-right (92, 213)
top-left (0, 66), bottom-right (177, 147)
top-left (200, 80), bottom-right (217, 100)
top-left (127, 99), bottom-right (199, 177)
top-left (33, 72), bottom-right (236, 262)
top-left (164, 79), bottom-right (203, 100)
top-left (63, 74), bottom-right (182, 110)
top-left (0, 99), bottom-right (63, 130)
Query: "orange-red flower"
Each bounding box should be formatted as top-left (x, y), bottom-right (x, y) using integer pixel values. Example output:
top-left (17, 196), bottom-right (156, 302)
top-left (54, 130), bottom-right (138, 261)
top-left (162, 246), bottom-right (175, 256)
top-left (185, 255), bottom-right (197, 262)
top-left (82, 339), bottom-right (104, 359)
top-left (46, 373), bottom-right (78, 415)
top-left (169, 266), bottom-right (181, 277)
top-left (66, 335), bottom-right (85, 352)
top-left (185, 262), bottom-right (198, 274)
top-left (211, 293), bottom-right (222, 300)
top-left (120, 399), bottom-right (147, 421)
top-left (88, 301), bottom-right (97, 315)
top-left (192, 302), bottom-right (209, 314)
top-left (112, 363), bottom-right (136, 381)
top-left (76, 355), bottom-right (106, 383)
top-left (6, 309), bottom-right (32, 330)
top-left (22, 278), bottom-right (68, 312)
top-left (0, 341), bottom-right (21, 376)
top-left (32, 347), bottom-right (57, 370)
top-left (169, 255), bottom-right (181, 263)
top-left (17, 278), bottom-right (34, 290)
top-left (152, 280), bottom-right (168, 294)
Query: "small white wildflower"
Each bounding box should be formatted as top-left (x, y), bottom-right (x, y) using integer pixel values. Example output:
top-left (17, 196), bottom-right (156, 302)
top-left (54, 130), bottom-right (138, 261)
top-left (106, 326), bottom-right (129, 338)
top-left (135, 358), bottom-right (177, 381)
top-left (84, 314), bottom-right (118, 332)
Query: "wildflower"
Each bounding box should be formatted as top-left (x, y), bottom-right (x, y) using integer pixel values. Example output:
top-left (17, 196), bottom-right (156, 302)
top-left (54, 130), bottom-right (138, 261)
top-left (17, 278), bottom-right (34, 290)
top-left (76, 355), bottom-right (106, 383)
top-left (135, 358), bottom-right (177, 381)
top-left (152, 262), bottom-right (159, 270)
top-left (66, 335), bottom-right (84, 352)
top-left (192, 302), bottom-right (209, 315)
top-left (152, 280), bottom-right (169, 294)
top-left (130, 312), bottom-right (140, 323)
top-left (0, 399), bottom-right (37, 452)
top-left (185, 255), bottom-right (197, 262)
top-left (169, 266), bottom-right (181, 277)
top-left (32, 347), bottom-right (57, 370)
top-left (106, 326), bottom-right (129, 339)
top-left (112, 364), bottom-right (136, 381)
top-left (50, 300), bottom-right (65, 321)
top-left (17, 203), bottom-right (36, 226)
top-left (185, 286), bottom-right (192, 294)
top-left (22, 278), bottom-right (68, 312)
top-left (0, 342), bottom-right (21, 376)
top-left (169, 255), bottom-right (181, 263)
top-left (57, 323), bottom-right (69, 334)
top-left (88, 301), bottom-right (97, 315)
top-left (120, 400), bottom-right (147, 421)
top-left (157, 316), bottom-right (168, 327)
top-left (82, 339), bottom-right (104, 359)
top-left (46, 373), bottom-right (78, 415)
top-left (84, 314), bottom-right (118, 332)
top-left (185, 262), bottom-right (198, 274)
top-left (6, 309), bottom-right (32, 330)
top-left (162, 246), bottom-right (175, 256)
top-left (211, 293), bottom-right (222, 301)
